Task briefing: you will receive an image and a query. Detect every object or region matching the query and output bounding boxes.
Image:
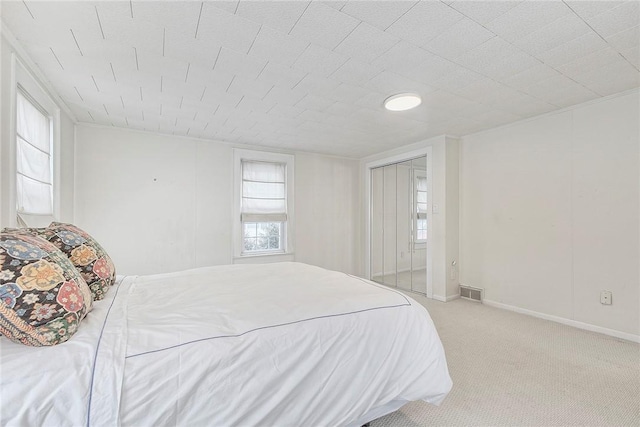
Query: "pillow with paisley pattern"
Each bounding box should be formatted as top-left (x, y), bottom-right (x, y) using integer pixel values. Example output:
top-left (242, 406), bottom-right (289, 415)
top-left (32, 222), bottom-right (117, 301)
top-left (0, 231), bottom-right (93, 346)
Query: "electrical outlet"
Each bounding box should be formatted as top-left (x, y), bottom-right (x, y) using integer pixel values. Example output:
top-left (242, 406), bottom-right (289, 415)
top-left (600, 290), bottom-right (612, 305)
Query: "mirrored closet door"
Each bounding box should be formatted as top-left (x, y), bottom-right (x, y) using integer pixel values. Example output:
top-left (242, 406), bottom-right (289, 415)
top-left (371, 156), bottom-right (428, 294)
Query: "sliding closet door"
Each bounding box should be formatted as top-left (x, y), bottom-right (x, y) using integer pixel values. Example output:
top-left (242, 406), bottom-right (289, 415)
top-left (396, 161), bottom-right (412, 291)
top-left (371, 167), bottom-right (384, 284)
top-left (382, 164), bottom-right (397, 287)
top-left (370, 156), bottom-right (429, 294)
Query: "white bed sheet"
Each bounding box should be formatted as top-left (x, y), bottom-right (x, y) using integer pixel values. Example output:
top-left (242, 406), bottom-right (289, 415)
top-left (0, 271), bottom-right (128, 426)
top-left (1, 262), bottom-right (451, 426)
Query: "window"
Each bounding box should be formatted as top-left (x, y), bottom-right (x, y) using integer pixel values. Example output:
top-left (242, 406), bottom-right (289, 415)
top-left (16, 88), bottom-right (53, 222)
top-left (234, 150), bottom-right (294, 259)
top-left (11, 57), bottom-right (59, 228)
top-left (241, 160), bottom-right (286, 254)
top-left (415, 175), bottom-right (427, 242)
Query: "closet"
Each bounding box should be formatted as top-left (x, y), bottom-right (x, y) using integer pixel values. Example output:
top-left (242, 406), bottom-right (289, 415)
top-left (370, 156), bottom-right (428, 294)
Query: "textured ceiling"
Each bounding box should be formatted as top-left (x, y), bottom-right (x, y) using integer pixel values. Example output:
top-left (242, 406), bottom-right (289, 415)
top-left (2, 0), bottom-right (639, 158)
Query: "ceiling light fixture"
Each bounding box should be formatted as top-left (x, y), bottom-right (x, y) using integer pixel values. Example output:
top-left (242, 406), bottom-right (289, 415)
top-left (384, 93), bottom-right (422, 111)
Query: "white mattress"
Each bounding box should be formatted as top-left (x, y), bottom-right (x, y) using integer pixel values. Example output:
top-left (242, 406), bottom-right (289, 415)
top-left (1, 262), bottom-right (452, 426)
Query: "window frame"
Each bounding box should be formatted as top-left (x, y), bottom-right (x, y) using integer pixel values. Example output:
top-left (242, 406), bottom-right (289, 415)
top-left (239, 158), bottom-right (287, 256)
top-left (233, 149), bottom-right (295, 261)
top-left (9, 56), bottom-right (60, 228)
top-left (242, 221), bottom-right (285, 255)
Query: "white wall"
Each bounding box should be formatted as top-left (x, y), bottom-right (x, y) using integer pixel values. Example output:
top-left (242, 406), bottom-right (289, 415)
top-left (445, 136), bottom-right (460, 298)
top-left (58, 109), bottom-right (75, 221)
top-left (294, 152), bottom-right (361, 275)
top-left (0, 32), bottom-right (75, 229)
top-left (460, 91), bottom-right (639, 339)
top-left (74, 125), bottom-right (361, 276)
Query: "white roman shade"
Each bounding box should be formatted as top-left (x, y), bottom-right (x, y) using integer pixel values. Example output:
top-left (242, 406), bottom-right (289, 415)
top-left (241, 160), bottom-right (287, 222)
top-left (416, 176), bottom-right (427, 220)
top-left (16, 89), bottom-right (53, 216)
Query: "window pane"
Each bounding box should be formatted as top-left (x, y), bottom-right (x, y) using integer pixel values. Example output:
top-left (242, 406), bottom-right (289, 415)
top-left (244, 223), bottom-right (257, 237)
top-left (416, 176), bottom-right (427, 191)
top-left (257, 237), bottom-right (269, 250)
top-left (416, 219), bottom-right (427, 242)
top-left (244, 238), bottom-right (256, 252)
top-left (268, 237), bottom-right (279, 250)
top-left (258, 222), bottom-right (280, 237)
top-left (257, 222), bottom-right (270, 236)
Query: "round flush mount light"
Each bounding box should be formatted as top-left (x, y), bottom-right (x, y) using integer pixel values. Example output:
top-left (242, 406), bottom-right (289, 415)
top-left (384, 93), bottom-right (422, 111)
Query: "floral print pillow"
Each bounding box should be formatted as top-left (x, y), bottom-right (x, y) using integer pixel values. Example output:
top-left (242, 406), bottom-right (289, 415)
top-left (0, 232), bottom-right (93, 346)
top-left (33, 223), bottom-right (117, 301)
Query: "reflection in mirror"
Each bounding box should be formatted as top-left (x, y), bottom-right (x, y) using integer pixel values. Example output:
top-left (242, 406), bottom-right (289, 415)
top-left (411, 157), bottom-right (427, 294)
top-left (371, 167), bottom-right (384, 285)
top-left (383, 164), bottom-right (397, 287)
top-left (396, 160), bottom-right (412, 291)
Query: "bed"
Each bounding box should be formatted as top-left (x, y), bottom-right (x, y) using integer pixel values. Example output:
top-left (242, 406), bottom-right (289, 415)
top-left (1, 262), bottom-right (451, 426)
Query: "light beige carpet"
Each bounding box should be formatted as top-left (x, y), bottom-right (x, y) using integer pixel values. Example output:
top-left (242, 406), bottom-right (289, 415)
top-left (373, 294), bottom-right (640, 427)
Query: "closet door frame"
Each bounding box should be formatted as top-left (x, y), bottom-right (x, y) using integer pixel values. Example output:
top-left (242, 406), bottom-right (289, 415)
top-left (365, 146), bottom-right (433, 298)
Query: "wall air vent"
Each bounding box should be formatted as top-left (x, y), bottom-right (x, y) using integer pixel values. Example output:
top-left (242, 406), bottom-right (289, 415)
top-left (460, 285), bottom-right (483, 302)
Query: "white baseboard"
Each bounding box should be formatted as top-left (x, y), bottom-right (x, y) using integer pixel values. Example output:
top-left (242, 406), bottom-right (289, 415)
top-left (432, 294), bottom-right (460, 302)
top-left (483, 299), bottom-right (640, 344)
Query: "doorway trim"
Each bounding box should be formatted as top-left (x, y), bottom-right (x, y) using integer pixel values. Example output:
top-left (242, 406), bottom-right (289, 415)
top-left (365, 146), bottom-right (433, 298)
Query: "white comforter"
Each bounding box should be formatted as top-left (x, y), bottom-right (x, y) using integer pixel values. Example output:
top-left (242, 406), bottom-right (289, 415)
top-left (1, 262), bottom-right (451, 426)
